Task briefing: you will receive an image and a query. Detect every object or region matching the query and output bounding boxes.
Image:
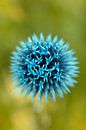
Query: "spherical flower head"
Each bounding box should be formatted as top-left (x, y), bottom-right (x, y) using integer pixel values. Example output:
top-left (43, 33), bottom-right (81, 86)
top-left (10, 33), bottom-right (79, 102)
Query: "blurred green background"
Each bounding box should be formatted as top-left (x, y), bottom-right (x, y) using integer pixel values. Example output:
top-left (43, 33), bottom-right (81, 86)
top-left (0, 0), bottom-right (86, 130)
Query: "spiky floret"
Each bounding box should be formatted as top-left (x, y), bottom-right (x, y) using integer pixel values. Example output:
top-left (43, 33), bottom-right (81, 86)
top-left (10, 33), bottom-right (79, 102)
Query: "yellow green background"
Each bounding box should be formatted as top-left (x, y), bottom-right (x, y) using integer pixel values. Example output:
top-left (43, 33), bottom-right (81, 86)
top-left (0, 0), bottom-right (86, 130)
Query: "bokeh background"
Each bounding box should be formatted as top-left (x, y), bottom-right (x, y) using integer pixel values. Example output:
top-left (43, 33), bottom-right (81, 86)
top-left (0, 0), bottom-right (86, 130)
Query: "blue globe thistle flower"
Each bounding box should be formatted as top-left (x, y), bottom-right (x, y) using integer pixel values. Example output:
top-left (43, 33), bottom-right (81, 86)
top-left (10, 33), bottom-right (79, 102)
